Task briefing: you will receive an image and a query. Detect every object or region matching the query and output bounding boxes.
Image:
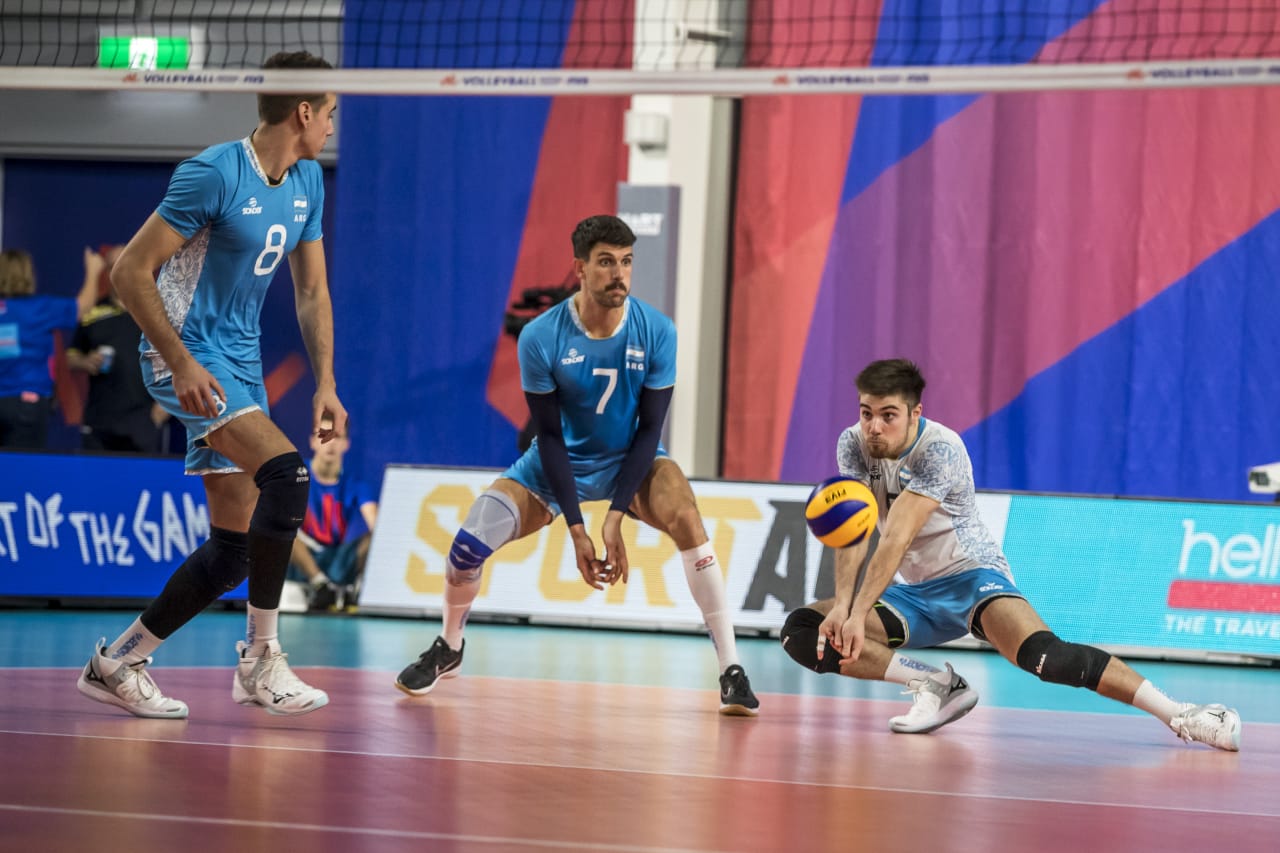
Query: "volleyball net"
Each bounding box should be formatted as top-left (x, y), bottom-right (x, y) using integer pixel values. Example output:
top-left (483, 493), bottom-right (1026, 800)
top-left (1, 1), bottom-right (1279, 95)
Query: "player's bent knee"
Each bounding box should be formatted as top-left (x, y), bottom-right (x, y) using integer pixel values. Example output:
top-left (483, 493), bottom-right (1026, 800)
top-left (668, 503), bottom-right (706, 540)
top-left (780, 608), bottom-right (841, 674)
top-left (446, 489), bottom-right (521, 585)
top-left (250, 452), bottom-right (310, 540)
top-left (1015, 630), bottom-right (1110, 690)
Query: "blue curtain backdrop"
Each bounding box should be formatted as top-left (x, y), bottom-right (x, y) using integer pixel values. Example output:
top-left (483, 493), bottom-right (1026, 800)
top-left (332, 0), bottom-right (581, 487)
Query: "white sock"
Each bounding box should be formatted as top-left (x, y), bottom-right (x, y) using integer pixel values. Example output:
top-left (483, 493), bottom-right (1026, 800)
top-left (1133, 680), bottom-right (1183, 725)
top-left (308, 573), bottom-right (331, 589)
top-left (103, 619), bottom-right (162, 672)
top-left (442, 580), bottom-right (479, 651)
top-left (681, 543), bottom-right (739, 671)
top-left (246, 606), bottom-right (279, 655)
top-left (883, 653), bottom-right (941, 685)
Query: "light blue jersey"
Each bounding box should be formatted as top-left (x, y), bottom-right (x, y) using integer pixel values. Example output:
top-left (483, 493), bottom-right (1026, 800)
top-left (145, 136), bottom-right (324, 383)
top-left (517, 295), bottom-right (675, 477)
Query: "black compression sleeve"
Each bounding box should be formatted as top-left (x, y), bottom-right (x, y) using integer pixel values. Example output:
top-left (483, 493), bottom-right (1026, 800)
top-left (610, 385), bottom-right (672, 513)
top-left (526, 390), bottom-right (584, 526)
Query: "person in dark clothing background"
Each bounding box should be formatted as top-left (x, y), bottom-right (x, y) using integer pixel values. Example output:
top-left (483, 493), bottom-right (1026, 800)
top-left (66, 245), bottom-right (170, 453)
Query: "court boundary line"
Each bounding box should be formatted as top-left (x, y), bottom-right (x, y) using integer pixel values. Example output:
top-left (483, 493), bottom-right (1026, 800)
top-left (0, 727), bottom-right (1270, 819)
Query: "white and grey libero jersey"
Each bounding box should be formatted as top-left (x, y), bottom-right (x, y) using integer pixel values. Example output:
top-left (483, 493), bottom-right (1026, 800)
top-left (836, 417), bottom-right (1011, 585)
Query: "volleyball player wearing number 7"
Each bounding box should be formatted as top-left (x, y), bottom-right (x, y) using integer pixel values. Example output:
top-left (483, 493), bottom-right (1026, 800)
top-left (397, 214), bottom-right (759, 715)
top-left (780, 358), bottom-right (1241, 749)
top-left (76, 51), bottom-right (345, 720)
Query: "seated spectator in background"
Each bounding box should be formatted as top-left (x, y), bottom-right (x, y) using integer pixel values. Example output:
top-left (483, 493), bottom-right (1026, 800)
top-left (0, 248), bottom-right (98, 449)
top-left (65, 245), bottom-right (171, 453)
top-left (289, 429), bottom-right (379, 611)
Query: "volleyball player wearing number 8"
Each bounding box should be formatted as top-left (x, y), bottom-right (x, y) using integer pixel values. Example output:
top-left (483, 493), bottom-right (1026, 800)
top-left (397, 215), bottom-right (759, 715)
top-left (76, 51), bottom-right (345, 720)
top-left (780, 358), bottom-right (1241, 749)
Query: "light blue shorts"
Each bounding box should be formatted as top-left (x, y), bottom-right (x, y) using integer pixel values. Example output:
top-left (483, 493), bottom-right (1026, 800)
top-left (502, 443), bottom-right (670, 518)
top-left (878, 568), bottom-right (1025, 649)
top-left (144, 362), bottom-right (267, 475)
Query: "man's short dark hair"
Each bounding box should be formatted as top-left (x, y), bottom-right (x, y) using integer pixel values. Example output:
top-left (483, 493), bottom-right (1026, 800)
top-left (571, 215), bottom-right (636, 260)
top-left (856, 358), bottom-right (926, 409)
top-left (258, 51), bottom-right (333, 125)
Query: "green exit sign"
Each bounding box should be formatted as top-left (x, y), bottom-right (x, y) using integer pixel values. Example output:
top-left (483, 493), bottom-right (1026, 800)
top-left (98, 36), bottom-right (191, 70)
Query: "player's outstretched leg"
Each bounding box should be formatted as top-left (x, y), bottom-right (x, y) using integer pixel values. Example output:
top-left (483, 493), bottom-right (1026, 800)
top-left (1010, 627), bottom-right (1242, 752)
top-left (396, 488), bottom-right (520, 696)
top-left (79, 528), bottom-right (250, 719)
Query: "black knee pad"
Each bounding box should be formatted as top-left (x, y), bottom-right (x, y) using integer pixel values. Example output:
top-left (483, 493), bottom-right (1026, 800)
top-left (780, 608), bottom-right (842, 674)
top-left (1016, 630), bottom-right (1110, 690)
top-left (251, 452), bottom-right (309, 540)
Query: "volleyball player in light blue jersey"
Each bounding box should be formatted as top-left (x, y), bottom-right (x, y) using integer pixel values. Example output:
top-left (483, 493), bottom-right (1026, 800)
top-left (145, 137), bottom-right (324, 387)
top-left (77, 51), bottom-right (346, 721)
top-left (398, 215), bottom-right (759, 716)
top-left (510, 286), bottom-right (676, 493)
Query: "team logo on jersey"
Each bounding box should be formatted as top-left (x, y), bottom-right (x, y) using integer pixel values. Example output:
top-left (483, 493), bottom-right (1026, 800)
top-left (241, 196), bottom-right (263, 215)
top-left (899, 466), bottom-right (914, 487)
top-left (560, 347), bottom-right (585, 365)
top-left (292, 195), bottom-right (308, 222)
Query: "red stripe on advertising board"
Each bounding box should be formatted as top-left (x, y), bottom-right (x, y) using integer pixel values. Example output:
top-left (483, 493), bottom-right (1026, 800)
top-left (1166, 580), bottom-right (1280, 613)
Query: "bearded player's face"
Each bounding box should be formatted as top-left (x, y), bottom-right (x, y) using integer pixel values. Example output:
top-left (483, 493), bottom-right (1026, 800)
top-left (859, 394), bottom-right (920, 459)
top-left (576, 244), bottom-right (632, 310)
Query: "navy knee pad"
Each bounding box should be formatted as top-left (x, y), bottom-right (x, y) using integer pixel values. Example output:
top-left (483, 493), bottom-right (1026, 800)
top-left (1016, 630), bottom-right (1111, 690)
top-left (251, 452), bottom-right (309, 540)
top-left (780, 608), bottom-right (842, 674)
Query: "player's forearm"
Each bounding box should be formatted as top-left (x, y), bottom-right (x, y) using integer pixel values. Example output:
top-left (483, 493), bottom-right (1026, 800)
top-left (295, 284), bottom-right (336, 388)
top-left (850, 536), bottom-right (908, 617)
top-left (831, 543), bottom-right (868, 613)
